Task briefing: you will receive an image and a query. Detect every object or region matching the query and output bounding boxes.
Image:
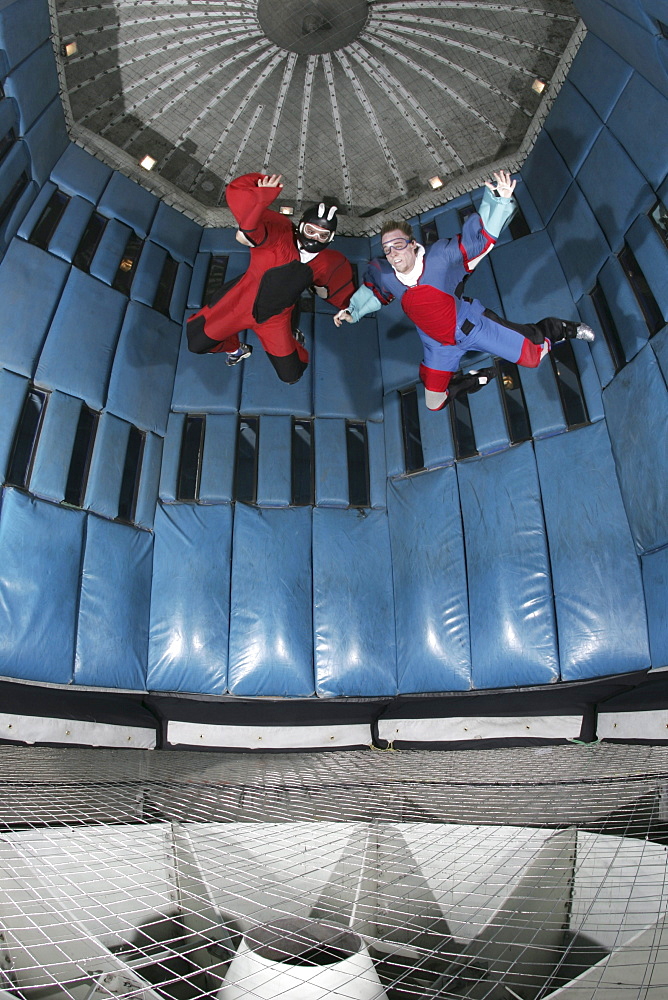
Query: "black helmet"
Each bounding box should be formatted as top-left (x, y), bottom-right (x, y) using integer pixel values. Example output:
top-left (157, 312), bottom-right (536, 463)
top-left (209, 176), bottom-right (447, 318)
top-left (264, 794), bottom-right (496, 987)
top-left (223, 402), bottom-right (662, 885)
top-left (297, 202), bottom-right (338, 252)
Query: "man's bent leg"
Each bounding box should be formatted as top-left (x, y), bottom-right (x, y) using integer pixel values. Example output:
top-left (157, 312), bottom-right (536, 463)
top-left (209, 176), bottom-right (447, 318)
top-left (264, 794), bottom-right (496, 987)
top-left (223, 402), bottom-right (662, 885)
top-left (186, 314), bottom-right (240, 355)
top-left (420, 364), bottom-right (453, 410)
top-left (266, 350), bottom-right (308, 384)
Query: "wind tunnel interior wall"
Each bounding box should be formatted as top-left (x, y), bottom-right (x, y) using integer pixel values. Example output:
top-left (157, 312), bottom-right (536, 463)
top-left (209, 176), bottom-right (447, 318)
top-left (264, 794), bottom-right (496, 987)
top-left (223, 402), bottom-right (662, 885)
top-left (0, 0), bottom-right (667, 706)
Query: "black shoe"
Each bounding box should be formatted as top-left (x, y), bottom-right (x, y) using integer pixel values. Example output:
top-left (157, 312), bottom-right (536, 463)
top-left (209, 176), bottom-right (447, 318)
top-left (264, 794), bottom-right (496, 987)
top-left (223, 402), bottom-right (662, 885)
top-left (225, 343), bottom-right (253, 366)
top-left (557, 321), bottom-right (595, 343)
top-left (293, 328), bottom-right (305, 348)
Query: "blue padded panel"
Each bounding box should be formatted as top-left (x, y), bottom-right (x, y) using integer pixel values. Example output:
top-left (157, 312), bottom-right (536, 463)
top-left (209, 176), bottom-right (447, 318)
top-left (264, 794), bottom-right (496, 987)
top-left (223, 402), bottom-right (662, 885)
top-left (23, 98), bottom-right (68, 186)
top-left (492, 230), bottom-right (578, 322)
top-left (597, 0), bottom-right (656, 29)
top-left (187, 253), bottom-right (209, 309)
top-left (228, 505), bottom-right (314, 696)
top-left (0, 140), bottom-right (30, 211)
top-left (417, 383), bottom-right (455, 469)
top-left (603, 344), bottom-right (668, 554)
top-left (3, 41), bottom-right (58, 132)
top-left (458, 444), bottom-right (559, 689)
top-left (89, 218), bottom-right (133, 286)
top-left (536, 421), bottom-right (649, 680)
top-left (106, 301), bottom-right (180, 435)
top-left (75, 516), bottom-right (152, 689)
top-left (314, 309), bottom-right (383, 420)
top-left (0, 239), bottom-right (69, 377)
top-left (577, 130), bottom-right (654, 252)
top-left (376, 296), bottom-right (423, 394)
top-left (653, 325), bottom-right (668, 385)
top-left (383, 391), bottom-right (404, 478)
top-left (547, 182), bottom-right (611, 301)
top-left (50, 144), bottom-right (113, 203)
top-left (544, 81), bottom-right (603, 176)
top-left (35, 269), bottom-right (126, 410)
top-left (517, 363), bottom-right (567, 439)
top-left (0, 0), bottom-right (50, 71)
top-left (521, 132), bottom-right (573, 226)
top-left (463, 257), bottom-right (502, 317)
top-left (149, 202), bottom-right (201, 263)
top-left (0, 99), bottom-right (16, 145)
top-left (130, 241), bottom-right (167, 307)
top-left (97, 172), bottom-right (158, 238)
top-left (625, 215), bottom-right (668, 321)
top-left (148, 502), bottom-right (232, 694)
top-left (159, 412), bottom-right (184, 502)
top-left (29, 389), bottom-right (81, 502)
top-left (511, 181), bottom-right (543, 234)
top-left (169, 261), bottom-right (191, 322)
top-left (434, 207), bottom-right (464, 240)
top-left (256, 414), bottom-right (291, 507)
top-left (367, 419), bottom-right (386, 509)
top-left (134, 430), bottom-right (163, 530)
top-left (199, 414), bottom-right (237, 503)
top-left (16, 178), bottom-right (56, 239)
top-left (641, 547), bottom-right (668, 669)
top-left (332, 234), bottom-right (370, 263)
top-left (171, 323), bottom-right (242, 414)
top-left (388, 468), bottom-right (471, 693)
top-left (467, 375), bottom-right (509, 455)
top-left (576, 0), bottom-right (668, 99)
top-left (239, 324), bottom-right (313, 417)
top-left (0, 487), bottom-right (83, 683)
top-left (83, 412), bottom-right (130, 519)
top-left (199, 230), bottom-right (249, 253)
top-left (48, 195), bottom-right (95, 262)
top-left (314, 418), bottom-right (348, 507)
top-left (598, 255), bottom-right (651, 362)
top-left (0, 367), bottom-right (28, 480)
top-left (567, 33), bottom-right (633, 121)
top-left (570, 339), bottom-right (604, 424)
top-left (608, 73), bottom-right (668, 189)
top-left (576, 294), bottom-right (616, 389)
top-left (313, 507), bottom-right (397, 697)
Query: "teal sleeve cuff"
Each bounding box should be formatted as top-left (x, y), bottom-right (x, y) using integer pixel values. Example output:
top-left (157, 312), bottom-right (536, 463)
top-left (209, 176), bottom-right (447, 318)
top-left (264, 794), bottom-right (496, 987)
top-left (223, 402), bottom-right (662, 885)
top-left (478, 186), bottom-right (516, 239)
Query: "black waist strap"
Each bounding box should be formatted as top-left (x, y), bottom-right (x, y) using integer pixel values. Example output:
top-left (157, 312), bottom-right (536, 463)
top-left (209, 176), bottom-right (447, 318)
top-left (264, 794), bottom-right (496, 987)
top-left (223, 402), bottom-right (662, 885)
top-left (461, 319), bottom-right (475, 336)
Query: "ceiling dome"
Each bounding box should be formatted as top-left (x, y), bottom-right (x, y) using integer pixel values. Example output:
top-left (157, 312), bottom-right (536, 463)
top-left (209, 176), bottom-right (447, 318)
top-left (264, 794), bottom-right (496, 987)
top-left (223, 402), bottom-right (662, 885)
top-left (54, 0), bottom-right (583, 231)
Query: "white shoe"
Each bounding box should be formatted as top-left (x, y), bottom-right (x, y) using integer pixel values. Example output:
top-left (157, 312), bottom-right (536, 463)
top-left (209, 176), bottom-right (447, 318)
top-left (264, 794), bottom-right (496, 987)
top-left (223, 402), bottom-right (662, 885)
top-left (425, 388), bottom-right (449, 411)
top-left (225, 343), bottom-right (253, 366)
top-left (575, 323), bottom-right (595, 342)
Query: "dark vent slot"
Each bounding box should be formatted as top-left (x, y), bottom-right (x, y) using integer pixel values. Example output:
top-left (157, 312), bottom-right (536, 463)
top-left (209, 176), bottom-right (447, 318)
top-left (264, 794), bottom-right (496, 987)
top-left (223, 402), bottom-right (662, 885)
top-left (291, 418), bottom-right (314, 506)
top-left (421, 220), bottom-right (439, 247)
top-left (73, 212), bottom-right (108, 272)
top-left (153, 254), bottom-right (179, 316)
top-left (457, 205), bottom-right (475, 228)
top-left (204, 255), bottom-right (229, 303)
top-left (177, 415), bottom-right (205, 501)
top-left (551, 340), bottom-right (589, 429)
top-left (618, 242), bottom-right (663, 335)
top-left (64, 406), bottom-right (98, 507)
top-left (0, 80), bottom-right (5, 99)
top-left (650, 202), bottom-right (668, 251)
top-left (113, 233), bottom-right (144, 295)
top-left (508, 204), bottom-right (530, 240)
top-left (6, 388), bottom-right (48, 488)
top-left (656, 17), bottom-right (668, 38)
top-left (0, 170), bottom-right (29, 227)
top-left (117, 426), bottom-right (144, 522)
top-left (498, 360), bottom-right (532, 444)
top-left (346, 421), bottom-right (370, 508)
top-left (399, 387), bottom-right (424, 473)
top-left (28, 189), bottom-right (70, 249)
top-left (591, 283), bottom-right (626, 373)
top-left (0, 125), bottom-right (17, 166)
top-left (450, 393), bottom-right (478, 460)
top-left (234, 416), bottom-right (259, 505)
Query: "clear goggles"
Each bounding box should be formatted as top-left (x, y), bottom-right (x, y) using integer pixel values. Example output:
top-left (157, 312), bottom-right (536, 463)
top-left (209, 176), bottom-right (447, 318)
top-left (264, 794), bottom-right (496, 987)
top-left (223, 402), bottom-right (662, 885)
top-left (301, 222), bottom-right (331, 242)
top-left (382, 237), bottom-right (412, 255)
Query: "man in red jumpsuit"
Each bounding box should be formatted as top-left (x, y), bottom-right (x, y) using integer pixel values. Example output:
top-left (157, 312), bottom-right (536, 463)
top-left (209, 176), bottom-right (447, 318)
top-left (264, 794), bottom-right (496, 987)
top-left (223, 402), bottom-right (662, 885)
top-left (186, 173), bottom-right (355, 384)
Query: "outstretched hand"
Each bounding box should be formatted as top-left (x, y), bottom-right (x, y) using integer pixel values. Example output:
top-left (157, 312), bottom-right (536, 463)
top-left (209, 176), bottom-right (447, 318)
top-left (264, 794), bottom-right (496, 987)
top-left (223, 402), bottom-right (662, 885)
top-left (485, 170), bottom-right (516, 198)
top-left (333, 309), bottom-right (353, 327)
top-left (257, 174), bottom-right (283, 188)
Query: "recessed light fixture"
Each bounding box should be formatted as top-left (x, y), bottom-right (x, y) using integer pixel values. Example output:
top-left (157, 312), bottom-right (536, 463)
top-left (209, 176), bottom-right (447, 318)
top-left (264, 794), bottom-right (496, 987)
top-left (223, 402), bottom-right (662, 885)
top-left (279, 206), bottom-right (294, 215)
top-left (62, 41), bottom-right (78, 57)
top-left (428, 176), bottom-right (443, 190)
top-left (140, 155), bottom-right (156, 171)
top-left (532, 78), bottom-right (546, 94)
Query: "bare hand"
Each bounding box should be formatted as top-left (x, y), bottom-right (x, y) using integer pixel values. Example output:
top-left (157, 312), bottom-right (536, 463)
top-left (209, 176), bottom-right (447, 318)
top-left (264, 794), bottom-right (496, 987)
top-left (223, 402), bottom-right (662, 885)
top-left (485, 170), bottom-right (516, 198)
top-left (258, 174), bottom-right (283, 188)
top-left (333, 309), bottom-right (353, 327)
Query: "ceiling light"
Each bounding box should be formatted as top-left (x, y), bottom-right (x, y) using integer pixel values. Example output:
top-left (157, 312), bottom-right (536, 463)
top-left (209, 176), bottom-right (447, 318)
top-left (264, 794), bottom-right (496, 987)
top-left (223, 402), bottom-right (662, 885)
top-left (62, 41), bottom-right (78, 57)
top-left (532, 78), bottom-right (546, 94)
top-left (279, 206), bottom-right (294, 215)
top-left (140, 155), bottom-right (156, 171)
top-left (428, 176), bottom-right (443, 190)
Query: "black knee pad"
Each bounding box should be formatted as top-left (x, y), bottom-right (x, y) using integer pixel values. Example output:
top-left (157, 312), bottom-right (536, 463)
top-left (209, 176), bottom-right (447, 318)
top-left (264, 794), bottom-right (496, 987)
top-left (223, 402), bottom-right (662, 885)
top-left (267, 350), bottom-right (307, 383)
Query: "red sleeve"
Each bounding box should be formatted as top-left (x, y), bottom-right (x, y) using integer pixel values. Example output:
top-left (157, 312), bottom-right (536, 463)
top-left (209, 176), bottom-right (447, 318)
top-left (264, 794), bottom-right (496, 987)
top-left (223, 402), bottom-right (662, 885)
top-left (224, 173), bottom-right (281, 245)
top-left (310, 250), bottom-right (355, 308)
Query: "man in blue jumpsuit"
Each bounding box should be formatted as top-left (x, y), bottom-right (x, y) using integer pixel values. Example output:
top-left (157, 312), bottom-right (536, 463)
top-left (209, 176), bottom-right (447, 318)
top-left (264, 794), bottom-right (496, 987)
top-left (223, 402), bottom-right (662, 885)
top-left (335, 171), bottom-right (594, 410)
